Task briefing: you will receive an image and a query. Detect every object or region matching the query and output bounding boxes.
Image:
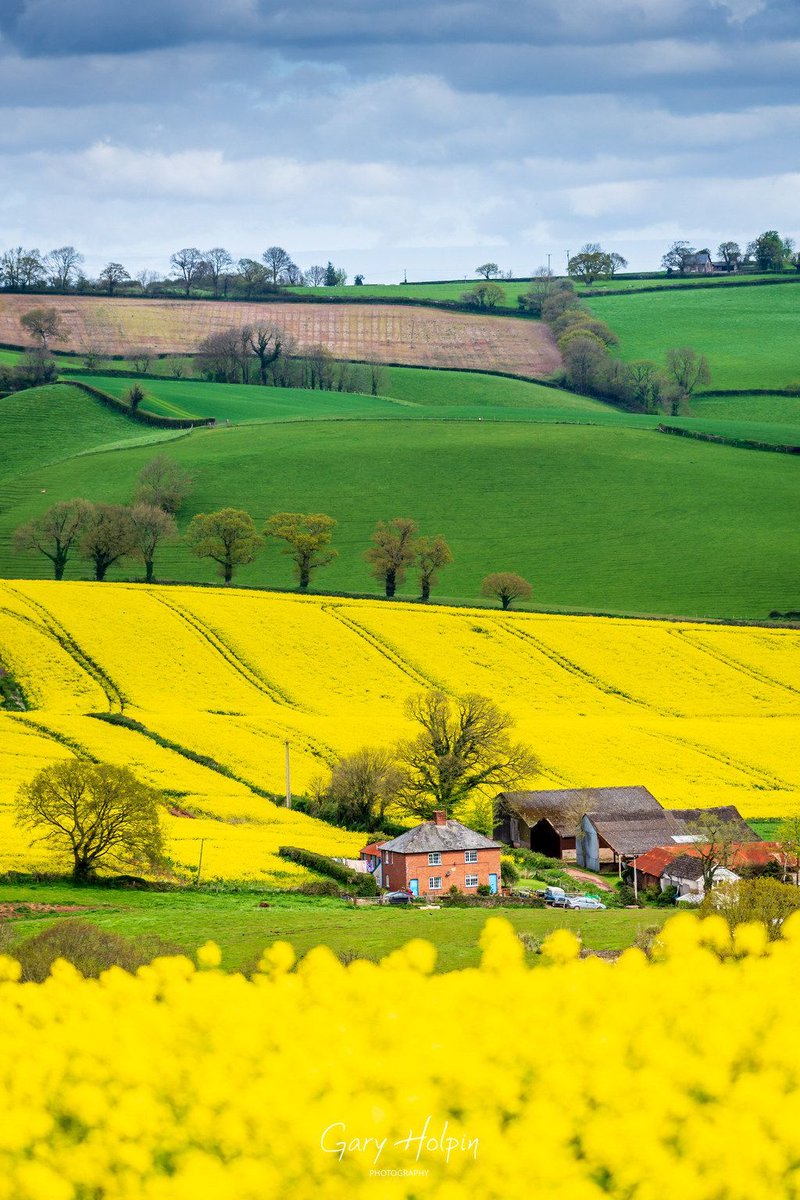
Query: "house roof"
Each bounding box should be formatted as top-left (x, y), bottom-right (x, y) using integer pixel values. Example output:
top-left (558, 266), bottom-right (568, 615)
top-left (631, 844), bottom-right (687, 877)
top-left (498, 786), bottom-right (662, 838)
top-left (588, 810), bottom-right (687, 857)
top-left (360, 843), bottom-right (384, 858)
top-left (633, 840), bottom-right (782, 878)
top-left (380, 819), bottom-right (501, 855)
top-left (663, 854), bottom-right (706, 882)
top-left (669, 806), bottom-right (759, 842)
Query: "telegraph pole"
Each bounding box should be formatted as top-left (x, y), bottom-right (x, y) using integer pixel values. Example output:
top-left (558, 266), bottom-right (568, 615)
top-left (285, 739), bottom-right (292, 808)
top-left (196, 838), bottom-right (205, 886)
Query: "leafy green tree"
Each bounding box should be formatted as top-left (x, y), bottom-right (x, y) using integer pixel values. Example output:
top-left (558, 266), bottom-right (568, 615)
top-left (416, 535), bottom-right (452, 601)
top-left (127, 384), bottom-right (145, 412)
top-left (185, 508), bottom-right (263, 585)
top-left (80, 504), bottom-right (136, 581)
top-left (750, 230), bottom-right (793, 272)
top-left (567, 244), bottom-right (615, 286)
top-left (700, 878), bottom-right (800, 939)
top-left (665, 346), bottom-right (711, 411)
top-left (686, 811), bottom-right (742, 892)
top-left (170, 247), bottom-right (205, 296)
top-left (129, 504), bottom-right (178, 584)
top-left (394, 690), bottom-right (538, 821)
top-left (480, 572), bottom-right (532, 610)
top-left (365, 517), bottom-right (418, 597)
top-left (460, 282), bottom-right (505, 308)
top-left (16, 760), bottom-right (165, 884)
top-left (778, 815), bottom-right (800, 885)
top-left (264, 512), bottom-right (337, 589)
top-left (98, 262), bottom-right (130, 295)
top-left (14, 499), bottom-right (93, 580)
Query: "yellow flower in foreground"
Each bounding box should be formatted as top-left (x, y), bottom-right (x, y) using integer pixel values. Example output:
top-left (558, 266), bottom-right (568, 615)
top-left (196, 941), bottom-right (222, 970)
top-left (540, 927), bottom-right (582, 964)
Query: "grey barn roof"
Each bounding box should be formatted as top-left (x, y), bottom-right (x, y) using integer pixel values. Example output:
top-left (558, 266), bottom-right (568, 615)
top-left (589, 812), bottom-right (687, 857)
top-left (664, 855), bottom-right (706, 883)
top-left (669, 807), bottom-right (759, 842)
top-left (381, 819), bottom-right (501, 855)
top-left (498, 786), bottom-right (662, 838)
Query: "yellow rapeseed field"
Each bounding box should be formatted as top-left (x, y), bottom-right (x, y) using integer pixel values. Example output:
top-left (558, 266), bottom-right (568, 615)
top-left (0, 914), bottom-right (799, 1198)
top-left (1, 580), bottom-right (799, 881)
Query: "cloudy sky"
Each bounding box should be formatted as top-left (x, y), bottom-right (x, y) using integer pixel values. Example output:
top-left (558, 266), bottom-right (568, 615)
top-left (0, 0), bottom-right (798, 281)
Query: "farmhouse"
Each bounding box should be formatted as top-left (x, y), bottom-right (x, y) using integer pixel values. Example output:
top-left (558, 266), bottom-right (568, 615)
top-left (495, 786), bottom-right (663, 860)
top-left (376, 811), bottom-right (502, 898)
top-left (633, 841), bottom-right (784, 899)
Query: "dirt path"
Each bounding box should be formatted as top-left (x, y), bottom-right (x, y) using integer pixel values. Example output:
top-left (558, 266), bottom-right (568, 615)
top-left (0, 903), bottom-right (85, 921)
top-left (0, 295), bottom-right (562, 379)
top-left (565, 867), bottom-right (615, 892)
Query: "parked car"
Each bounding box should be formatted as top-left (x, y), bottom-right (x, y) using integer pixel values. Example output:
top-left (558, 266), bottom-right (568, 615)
top-left (565, 895), bottom-right (607, 910)
top-left (543, 886), bottom-right (567, 906)
top-left (383, 890), bottom-right (412, 906)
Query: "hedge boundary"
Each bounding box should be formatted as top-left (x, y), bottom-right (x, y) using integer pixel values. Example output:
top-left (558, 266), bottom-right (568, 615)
top-left (56, 380), bottom-right (215, 429)
top-left (657, 423), bottom-right (800, 455)
top-left (278, 846), bottom-right (377, 895)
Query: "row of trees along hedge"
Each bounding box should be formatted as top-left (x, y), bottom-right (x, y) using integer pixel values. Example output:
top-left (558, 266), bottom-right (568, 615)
top-left (16, 483), bottom-right (534, 607)
top-left (518, 274), bottom-right (710, 413)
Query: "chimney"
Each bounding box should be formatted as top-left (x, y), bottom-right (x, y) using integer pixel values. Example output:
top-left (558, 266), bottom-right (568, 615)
top-left (433, 810), bottom-right (447, 826)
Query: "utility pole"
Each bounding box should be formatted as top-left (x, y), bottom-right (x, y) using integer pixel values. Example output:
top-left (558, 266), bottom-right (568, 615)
top-left (196, 838), bottom-right (205, 886)
top-left (285, 739), bottom-right (292, 808)
top-left (547, 253), bottom-right (551, 274)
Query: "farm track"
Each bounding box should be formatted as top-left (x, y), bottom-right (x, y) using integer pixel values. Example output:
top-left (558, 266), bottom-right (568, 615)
top-left (0, 295), bottom-right (561, 379)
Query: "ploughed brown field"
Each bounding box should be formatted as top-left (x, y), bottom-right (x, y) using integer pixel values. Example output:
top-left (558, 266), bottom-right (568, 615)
top-left (0, 295), bottom-right (561, 378)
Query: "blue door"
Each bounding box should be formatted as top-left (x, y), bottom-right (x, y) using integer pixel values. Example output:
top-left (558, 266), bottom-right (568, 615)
top-left (409, 879), bottom-right (419, 897)
top-left (489, 873), bottom-right (498, 894)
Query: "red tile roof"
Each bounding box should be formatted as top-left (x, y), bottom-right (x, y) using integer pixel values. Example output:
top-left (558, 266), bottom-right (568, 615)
top-left (633, 841), bottom-right (784, 877)
top-left (360, 843), bottom-right (384, 859)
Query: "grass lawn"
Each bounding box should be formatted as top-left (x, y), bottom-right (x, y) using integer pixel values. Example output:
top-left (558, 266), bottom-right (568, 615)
top-left (587, 284), bottom-right (800, 391)
top-left (0, 882), bottom-right (665, 972)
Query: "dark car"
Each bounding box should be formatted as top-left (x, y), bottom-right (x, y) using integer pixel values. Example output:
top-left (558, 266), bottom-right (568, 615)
top-left (384, 890), bottom-right (412, 905)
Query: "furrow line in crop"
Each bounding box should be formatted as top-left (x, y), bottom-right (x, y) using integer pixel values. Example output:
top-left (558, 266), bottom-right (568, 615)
top-left (1, 585), bottom-right (126, 713)
top-left (321, 605), bottom-right (440, 690)
top-left (149, 594), bottom-right (300, 709)
top-left (668, 627), bottom-right (800, 701)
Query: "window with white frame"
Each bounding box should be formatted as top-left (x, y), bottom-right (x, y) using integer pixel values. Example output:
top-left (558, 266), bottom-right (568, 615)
top-left (428, 852), bottom-right (441, 865)
top-left (465, 875), bottom-right (479, 888)
top-left (464, 850), bottom-right (478, 863)
top-left (429, 877), bottom-right (442, 890)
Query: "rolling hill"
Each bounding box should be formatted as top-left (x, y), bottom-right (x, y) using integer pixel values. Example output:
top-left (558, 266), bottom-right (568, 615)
top-left (1, 582), bottom-right (798, 885)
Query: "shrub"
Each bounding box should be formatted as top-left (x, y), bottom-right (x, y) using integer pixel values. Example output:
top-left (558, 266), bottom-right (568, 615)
top-left (278, 846), bottom-right (377, 896)
top-left (12, 919), bottom-right (183, 982)
top-left (477, 884), bottom-right (492, 896)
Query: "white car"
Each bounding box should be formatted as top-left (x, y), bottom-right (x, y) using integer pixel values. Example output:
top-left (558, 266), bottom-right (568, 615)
top-left (564, 895), bottom-right (606, 910)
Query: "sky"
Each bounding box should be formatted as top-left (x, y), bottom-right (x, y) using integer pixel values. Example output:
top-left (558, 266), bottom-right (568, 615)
top-left (0, 0), bottom-right (798, 282)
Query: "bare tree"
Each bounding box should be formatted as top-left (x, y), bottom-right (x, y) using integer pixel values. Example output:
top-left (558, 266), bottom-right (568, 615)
top-left (395, 690), bottom-right (538, 821)
top-left (476, 262), bottom-right (500, 279)
top-left (80, 504), bottom-right (136, 581)
top-left (480, 572), bottom-right (532, 610)
top-left (170, 247), bottom-right (206, 297)
top-left (14, 499), bottom-right (93, 580)
top-left (236, 258), bottom-right (269, 295)
top-left (136, 269), bottom-right (159, 293)
top-left (248, 324), bottom-right (283, 385)
top-left (687, 811), bottom-right (745, 892)
top-left (416, 535), bottom-right (452, 601)
top-left (204, 247), bottom-right (233, 297)
top-left (665, 346), bottom-right (711, 411)
top-left (304, 264), bottom-right (326, 287)
top-left (98, 262), bottom-right (130, 295)
top-left (19, 306), bottom-right (67, 349)
top-left (264, 512), bottom-right (337, 589)
top-left (365, 517), bottom-right (418, 597)
top-left (133, 456), bottom-right (192, 515)
top-left (0, 247), bottom-right (45, 289)
top-left (661, 241), bottom-right (697, 275)
top-left (45, 246), bottom-right (84, 290)
top-left (262, 246), bottom-right (292, 284)
top-left (80, 341), bottom-right (106, 371)
top-left (130, 347), bottom-right (155, 374)
top-left (129, 503), bottom-right (178, 584)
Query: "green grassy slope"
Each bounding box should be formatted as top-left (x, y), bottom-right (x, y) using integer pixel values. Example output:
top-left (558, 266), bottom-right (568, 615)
top-left (587, 285), bottom-right (800, 390)
top-left (2, 403), bottom-right (798, 618)
top-left (73, 368), bottom-right (622, 426)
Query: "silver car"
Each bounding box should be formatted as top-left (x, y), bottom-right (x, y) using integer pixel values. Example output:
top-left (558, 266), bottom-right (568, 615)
top-left (564, 895), bottom-right (606, 910)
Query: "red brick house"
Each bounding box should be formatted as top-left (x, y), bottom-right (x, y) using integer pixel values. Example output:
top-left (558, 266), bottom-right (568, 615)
top-left (374, 811), bottom-right (502, 898)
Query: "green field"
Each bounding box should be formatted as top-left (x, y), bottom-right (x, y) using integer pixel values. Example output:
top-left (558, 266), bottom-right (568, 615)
top-left (73, 368), bottom-right (626, 426)
top-left (1, 383), bottom-right (798, 618)
top-left (588, 284), bottom-right (800, 390)
top-left (0, 882), bottom-right (664, 972)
